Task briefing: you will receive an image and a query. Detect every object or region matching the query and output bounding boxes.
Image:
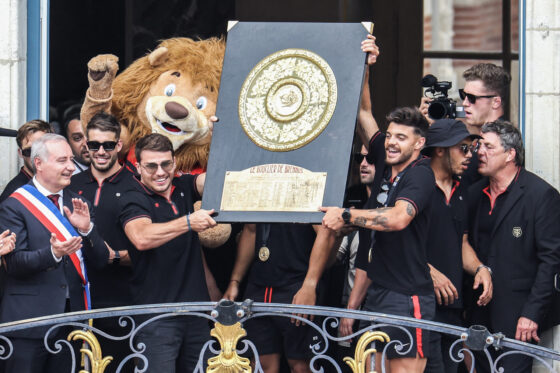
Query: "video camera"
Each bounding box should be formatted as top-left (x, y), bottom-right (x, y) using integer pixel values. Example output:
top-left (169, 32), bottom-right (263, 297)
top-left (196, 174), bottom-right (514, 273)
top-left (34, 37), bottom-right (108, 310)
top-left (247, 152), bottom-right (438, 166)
top-left (421, 74), bottom-right (465, 120)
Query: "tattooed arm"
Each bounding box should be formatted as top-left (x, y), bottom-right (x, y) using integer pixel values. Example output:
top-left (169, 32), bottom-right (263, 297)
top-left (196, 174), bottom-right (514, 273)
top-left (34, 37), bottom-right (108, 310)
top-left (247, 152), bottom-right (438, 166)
top-left (320, 200), bottom-right (416, 232)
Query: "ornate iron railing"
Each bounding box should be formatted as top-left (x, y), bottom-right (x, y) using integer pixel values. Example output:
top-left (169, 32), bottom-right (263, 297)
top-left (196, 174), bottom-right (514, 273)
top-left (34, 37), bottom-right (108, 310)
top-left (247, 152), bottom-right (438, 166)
top-left (0, 300), bottom-right (558, 372)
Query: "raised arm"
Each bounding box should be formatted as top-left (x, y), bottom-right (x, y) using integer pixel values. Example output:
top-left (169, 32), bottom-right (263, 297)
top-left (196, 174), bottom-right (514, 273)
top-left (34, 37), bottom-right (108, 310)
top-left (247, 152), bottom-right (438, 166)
top-left (357, 35), bottom-right (380, 146)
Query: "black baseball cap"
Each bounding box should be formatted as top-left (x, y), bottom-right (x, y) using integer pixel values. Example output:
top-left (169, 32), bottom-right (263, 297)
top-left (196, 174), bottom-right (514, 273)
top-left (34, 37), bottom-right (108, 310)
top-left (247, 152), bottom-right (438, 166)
top-left (425, 118), bottom-right (481, 149)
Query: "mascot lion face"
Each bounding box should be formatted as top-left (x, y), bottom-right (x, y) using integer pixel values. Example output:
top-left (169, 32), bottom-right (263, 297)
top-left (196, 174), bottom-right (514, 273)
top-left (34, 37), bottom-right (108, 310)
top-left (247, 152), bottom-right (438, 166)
top-left (139, 70), bottom-right (216, 150)
top-left (111, 37), bottom-right (225, 171)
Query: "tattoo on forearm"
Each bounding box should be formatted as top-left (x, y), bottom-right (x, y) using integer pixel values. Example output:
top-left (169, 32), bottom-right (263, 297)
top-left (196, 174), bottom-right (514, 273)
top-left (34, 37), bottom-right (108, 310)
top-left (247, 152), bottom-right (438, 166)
top-left (371, 215), bottom-right (389, 229)
top-left (406, 203), bottom-right (415, 217)
top-left (354, 217), bottom-right (367, 227)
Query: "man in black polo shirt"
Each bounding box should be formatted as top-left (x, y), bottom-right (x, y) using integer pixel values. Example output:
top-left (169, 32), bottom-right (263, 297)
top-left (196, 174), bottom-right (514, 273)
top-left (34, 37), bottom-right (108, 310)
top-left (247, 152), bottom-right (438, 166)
top-left (422, 119), bottom-right (492, 373)
top-left (119, 133), bottom-right (216, 372)
top-left (467, 121), bottom-right (560, 373)
top-left (322, 107), bottom-right (435, 373)
top-left (224, 223), bottom-right (335, 373)
top-left (69, 112), bottom-right (135, 372)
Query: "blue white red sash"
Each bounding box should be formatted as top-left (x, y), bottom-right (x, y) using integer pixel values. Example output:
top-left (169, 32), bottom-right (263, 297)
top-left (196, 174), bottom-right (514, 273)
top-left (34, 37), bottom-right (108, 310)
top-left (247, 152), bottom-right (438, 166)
top-left (10, 184), bottom-right (91, 310)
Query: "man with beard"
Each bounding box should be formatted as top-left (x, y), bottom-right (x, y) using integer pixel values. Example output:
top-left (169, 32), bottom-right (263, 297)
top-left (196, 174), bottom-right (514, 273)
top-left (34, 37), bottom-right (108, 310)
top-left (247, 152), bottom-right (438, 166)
top-left (422, 119), bottom-right (492, 373)
top-left (69, 112), bottom-right (135, 372)
top-left (0, 120), bottom-right (53, 202)
top-left (322, 107), bottom-right (435, 373)
top-left (63, 104), bottom-right (90, 174)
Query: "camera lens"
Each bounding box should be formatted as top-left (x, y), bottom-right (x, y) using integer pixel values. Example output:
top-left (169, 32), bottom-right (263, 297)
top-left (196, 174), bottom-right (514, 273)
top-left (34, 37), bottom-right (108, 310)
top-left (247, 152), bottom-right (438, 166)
top-left (428, 101), bottom-right (448, 120)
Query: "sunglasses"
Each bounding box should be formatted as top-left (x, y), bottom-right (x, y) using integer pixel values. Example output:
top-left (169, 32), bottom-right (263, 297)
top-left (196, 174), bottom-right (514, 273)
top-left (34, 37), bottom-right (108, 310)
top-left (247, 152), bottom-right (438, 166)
top-left (141, 160), bottom-right (174, 174)
top-left (459, 89), bottom-right (496, 104)
top-left (458, 144), bottom-right (476, 155)
top-left (87, 141), bottom-right (117, 151)
top-left (353, 153), bottom-right (374, 165)
top-left (21, 147), bottom-right (31, 157)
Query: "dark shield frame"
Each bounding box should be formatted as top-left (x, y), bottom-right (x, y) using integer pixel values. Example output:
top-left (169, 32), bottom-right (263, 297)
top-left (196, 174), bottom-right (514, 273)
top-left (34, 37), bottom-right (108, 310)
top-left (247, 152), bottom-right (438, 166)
top-left (202, 21), bottom-right (372, 223)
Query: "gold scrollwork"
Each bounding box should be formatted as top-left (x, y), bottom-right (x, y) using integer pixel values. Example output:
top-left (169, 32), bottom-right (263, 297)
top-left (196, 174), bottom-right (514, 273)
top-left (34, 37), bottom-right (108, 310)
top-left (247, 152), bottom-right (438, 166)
top-left (207, 322), bottom-right (251, 373)
top-left (67, 329), bottom-right (113, 373)
top-left (239, 48), bottom-right (337, 152)
top-left (343, 331), bottom-right (390, 373)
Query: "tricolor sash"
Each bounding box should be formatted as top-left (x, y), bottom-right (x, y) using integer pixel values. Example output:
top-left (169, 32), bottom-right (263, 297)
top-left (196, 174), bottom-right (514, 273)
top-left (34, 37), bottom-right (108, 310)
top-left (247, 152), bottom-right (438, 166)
top-left (11, 184), bottom-right (91, 310)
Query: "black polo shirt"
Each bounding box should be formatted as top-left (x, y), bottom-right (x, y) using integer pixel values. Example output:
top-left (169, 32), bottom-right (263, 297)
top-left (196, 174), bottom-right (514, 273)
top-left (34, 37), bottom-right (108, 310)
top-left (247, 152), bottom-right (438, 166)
top-left (0, 167), bottom-right (32, 203)
top-left (119, 174), bottom-right (209, 305)
top-left (248, 223), bottom-right (316, 288)
top-left (356, 155), bottom-right (435, 296)
top-left (426, 180), bottom-right (468, 309)
top-left (69, 167), bottom-right (136, 308)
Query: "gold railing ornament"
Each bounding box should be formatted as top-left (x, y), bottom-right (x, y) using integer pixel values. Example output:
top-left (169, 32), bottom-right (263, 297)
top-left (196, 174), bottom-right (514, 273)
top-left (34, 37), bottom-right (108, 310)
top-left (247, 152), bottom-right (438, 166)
top-left (343, 330), bottom-right (390, 373)
top-left (67, 329), bottom-right (113, 373)
top-left (207, 322), bottom-right (251, 373)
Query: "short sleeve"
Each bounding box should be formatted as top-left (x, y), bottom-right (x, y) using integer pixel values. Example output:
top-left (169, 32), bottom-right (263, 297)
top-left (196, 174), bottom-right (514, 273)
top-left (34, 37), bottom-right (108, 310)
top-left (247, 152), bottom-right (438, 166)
top-left (119, 190), bottom-right (152, 228)
top-left (394, 164), bottom-right (435, 215)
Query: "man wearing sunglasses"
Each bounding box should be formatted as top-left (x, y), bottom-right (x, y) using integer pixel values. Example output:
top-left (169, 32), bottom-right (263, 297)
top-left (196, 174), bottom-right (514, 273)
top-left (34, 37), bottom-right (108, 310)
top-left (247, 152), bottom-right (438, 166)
top-left (0, 119), bottom-right (53, 203)
top-left (69, 112), bottom-right (137, 371)
top-left (422, 119), bottom-right (492, 373)
top-left (118, 133), bottom-right (216, 372)
top-left (420, 64), bottom-right (511, 187)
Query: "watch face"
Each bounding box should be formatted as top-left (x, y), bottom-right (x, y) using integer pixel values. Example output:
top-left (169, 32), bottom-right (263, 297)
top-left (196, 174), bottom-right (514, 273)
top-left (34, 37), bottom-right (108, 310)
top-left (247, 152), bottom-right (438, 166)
top-left (342, 209), bottom-right (351, 223)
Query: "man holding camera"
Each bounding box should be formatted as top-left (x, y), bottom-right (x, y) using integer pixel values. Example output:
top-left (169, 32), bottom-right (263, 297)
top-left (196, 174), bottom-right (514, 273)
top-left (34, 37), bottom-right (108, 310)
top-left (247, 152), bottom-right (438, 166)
top-left (420, 63), bottom-right (511, 186)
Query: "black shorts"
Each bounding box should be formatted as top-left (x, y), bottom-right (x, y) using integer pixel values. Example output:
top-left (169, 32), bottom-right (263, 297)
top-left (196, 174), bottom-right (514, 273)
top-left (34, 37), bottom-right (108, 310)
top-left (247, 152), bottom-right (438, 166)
top-left (360, 285), bottom-right (435, 359)
top-left (243, 282), bottom-right (319, 360)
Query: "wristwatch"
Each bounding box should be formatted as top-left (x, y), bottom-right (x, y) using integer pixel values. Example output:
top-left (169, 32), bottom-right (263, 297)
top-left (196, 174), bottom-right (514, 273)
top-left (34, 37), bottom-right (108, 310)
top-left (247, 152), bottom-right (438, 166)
top-left (113, 250), bottom-right (120, 266)
top-left (475, 264), bottom-right (492, 276)
top-left (342, 208), bottom-right (352, 224)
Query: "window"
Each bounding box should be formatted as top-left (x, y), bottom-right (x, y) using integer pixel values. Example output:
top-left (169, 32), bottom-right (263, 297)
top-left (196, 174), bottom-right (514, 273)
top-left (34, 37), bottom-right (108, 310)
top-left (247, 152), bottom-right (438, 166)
top-left (423, 0), bottom-right (519, 122)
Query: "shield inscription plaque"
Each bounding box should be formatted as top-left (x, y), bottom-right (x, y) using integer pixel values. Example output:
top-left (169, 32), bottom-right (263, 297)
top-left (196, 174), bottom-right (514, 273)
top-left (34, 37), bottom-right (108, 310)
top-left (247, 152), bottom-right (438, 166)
top-left (202, 21), bottom-right (372, 223)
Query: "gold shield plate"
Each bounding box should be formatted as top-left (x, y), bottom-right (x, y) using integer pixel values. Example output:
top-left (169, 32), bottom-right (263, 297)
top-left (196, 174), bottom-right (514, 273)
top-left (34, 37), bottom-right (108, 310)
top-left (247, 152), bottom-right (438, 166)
top-left (238, 49), bottom-right (337, 151)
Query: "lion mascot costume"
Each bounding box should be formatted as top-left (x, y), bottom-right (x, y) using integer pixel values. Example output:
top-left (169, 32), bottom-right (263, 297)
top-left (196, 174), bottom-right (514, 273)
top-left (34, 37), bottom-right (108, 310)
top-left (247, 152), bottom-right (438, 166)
top-left (80, 37), bottom-right (230, 251)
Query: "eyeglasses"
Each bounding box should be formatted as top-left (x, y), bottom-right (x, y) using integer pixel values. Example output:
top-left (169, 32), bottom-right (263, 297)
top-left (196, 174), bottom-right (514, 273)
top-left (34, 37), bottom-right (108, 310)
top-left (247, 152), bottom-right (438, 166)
top-left (459, 89), bottom-right (496, 104)
top-left (21, 147), bottom-right (31, 157)
top-left (376, 180), bottom-right (390, 205)
top-left (140, 160), bottom-right (174, 174)
top-left (87, 141), bottom-right (117, 151)
top-left (458, 144), bottom-right (475, 155)
top-left (353, 153), bottom-right (374, 165)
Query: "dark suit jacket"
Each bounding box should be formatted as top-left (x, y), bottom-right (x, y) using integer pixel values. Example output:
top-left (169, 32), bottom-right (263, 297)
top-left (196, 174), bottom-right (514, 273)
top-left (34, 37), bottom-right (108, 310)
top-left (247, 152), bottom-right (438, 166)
top-left (468, 168), bottom-right (560, 338)
top-left (0, 182), bottom-right (108, 338)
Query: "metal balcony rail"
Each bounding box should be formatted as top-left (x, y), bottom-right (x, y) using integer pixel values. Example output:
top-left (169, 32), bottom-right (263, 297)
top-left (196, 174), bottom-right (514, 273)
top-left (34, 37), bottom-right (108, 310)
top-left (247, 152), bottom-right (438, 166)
top-left (0, 300), bottom-right (557, 372)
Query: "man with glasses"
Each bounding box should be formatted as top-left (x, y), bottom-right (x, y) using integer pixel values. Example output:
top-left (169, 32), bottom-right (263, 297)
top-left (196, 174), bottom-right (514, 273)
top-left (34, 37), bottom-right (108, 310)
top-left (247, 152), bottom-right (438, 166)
top-left (467, 120), bottom-right (560, 373)
top-left (119, 133), bottom-right (216, 372)
top-left (0, 120), bottom-right (53, 203)
top-left (422, 119), bottom-right (492, 373)
top-left (69, 112), bottom-right (136, 372)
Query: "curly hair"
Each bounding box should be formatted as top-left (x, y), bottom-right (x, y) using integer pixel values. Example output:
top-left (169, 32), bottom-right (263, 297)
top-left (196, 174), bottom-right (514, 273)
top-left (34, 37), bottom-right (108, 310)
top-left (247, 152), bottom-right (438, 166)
top-left (111, 37), bottom-right (225, 149)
